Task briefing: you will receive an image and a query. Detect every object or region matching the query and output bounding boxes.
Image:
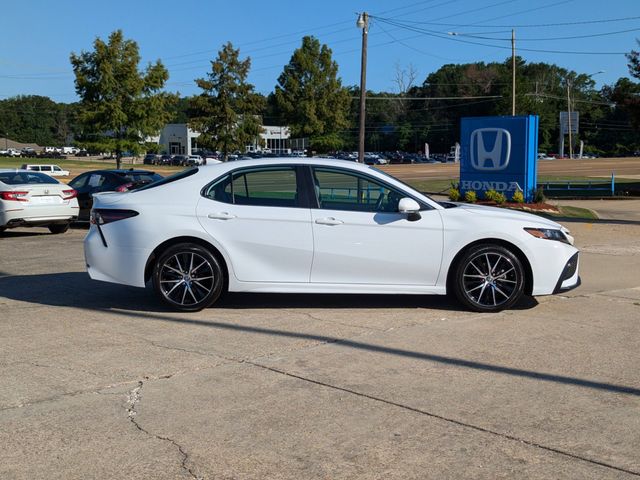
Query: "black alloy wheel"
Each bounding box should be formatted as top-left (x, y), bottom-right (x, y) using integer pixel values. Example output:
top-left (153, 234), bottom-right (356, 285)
top-left (454, 244), bottom-right (525, 312)
top-left (152, 243), bottom-right (224, 312)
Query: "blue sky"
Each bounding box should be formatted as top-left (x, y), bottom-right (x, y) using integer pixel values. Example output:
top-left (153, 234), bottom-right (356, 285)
top-left (1, 0), bottom-right (639, 103)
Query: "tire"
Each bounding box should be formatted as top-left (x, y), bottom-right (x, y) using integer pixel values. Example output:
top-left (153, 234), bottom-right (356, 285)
top-left (152, 243), bottom-right (224, 312)
top-left (48, 223), bottom-right (70, 234)
top-left (453, 244), bottom-right (525, 313)
top-left (0, 226), bottom-right (6, 235)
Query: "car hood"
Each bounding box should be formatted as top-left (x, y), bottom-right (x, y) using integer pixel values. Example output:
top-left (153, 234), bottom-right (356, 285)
top-left (454, 203), bottom-right (564, 229)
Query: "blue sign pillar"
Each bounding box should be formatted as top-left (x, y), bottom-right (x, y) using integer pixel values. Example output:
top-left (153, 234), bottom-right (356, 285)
top-left (460, 115), bottom-right (538, 202)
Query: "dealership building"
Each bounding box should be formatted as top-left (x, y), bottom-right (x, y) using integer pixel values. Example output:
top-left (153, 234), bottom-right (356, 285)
top-left (152, 124), bottom-right (299, 155)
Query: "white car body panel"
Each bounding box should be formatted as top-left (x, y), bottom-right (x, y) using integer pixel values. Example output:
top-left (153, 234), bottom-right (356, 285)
top-left (196, 199), bottom-right (314, 283)
top-left (83, 158), bottom-right (580, 301)
top-left (310, 208), bottom-right (443, 285)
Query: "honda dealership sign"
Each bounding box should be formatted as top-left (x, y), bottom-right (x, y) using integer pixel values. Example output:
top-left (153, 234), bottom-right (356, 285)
top-left (460, 115), bottom-right (538, 202)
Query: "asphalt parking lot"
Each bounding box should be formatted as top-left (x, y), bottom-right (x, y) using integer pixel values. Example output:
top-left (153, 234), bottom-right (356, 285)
top-left (1, 214), bottom-right (639, 479)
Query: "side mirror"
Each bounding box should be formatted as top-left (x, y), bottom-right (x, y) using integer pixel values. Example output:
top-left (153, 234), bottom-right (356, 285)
top-left (398, 197), bottom-right (421, 221)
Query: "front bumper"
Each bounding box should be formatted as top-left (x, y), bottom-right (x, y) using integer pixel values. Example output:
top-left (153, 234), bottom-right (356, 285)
top-left (553, 252), bottom-right (581, 294)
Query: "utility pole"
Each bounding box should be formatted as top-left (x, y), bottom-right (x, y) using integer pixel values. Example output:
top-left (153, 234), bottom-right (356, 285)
top-left (567, 80), bottom-right (573, 159)
top-left (357, 12), bottom-right (369, 163)
top-left (511, 29), bottom-right (516, 116)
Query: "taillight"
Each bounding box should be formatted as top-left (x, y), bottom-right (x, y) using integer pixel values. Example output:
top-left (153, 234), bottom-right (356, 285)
top-left (0, 191), bottom-right (29, 202)
top-left (62, 189), bottom-right (77, 200)
top-left (115, 183), bottom-right (133, 192)
top-left (90, 209), bottom-right (139, 225)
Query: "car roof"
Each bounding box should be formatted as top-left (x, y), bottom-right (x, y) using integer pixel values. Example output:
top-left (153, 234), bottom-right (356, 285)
top-left (197, 156), bottom-right (372, 173)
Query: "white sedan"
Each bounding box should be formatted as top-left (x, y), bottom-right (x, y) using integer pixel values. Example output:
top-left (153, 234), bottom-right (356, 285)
top-left (84, 158), bottom-right (580, 312)
top-left (0, 169), bottom-right (79, 233)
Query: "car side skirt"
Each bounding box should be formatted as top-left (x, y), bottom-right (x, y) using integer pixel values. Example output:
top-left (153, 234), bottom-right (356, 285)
top-left (227, 281), bottom-right (447, 295)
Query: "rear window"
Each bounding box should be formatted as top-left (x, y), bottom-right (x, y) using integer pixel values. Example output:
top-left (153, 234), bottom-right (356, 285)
top-left (123, 173), bottom-right (163, 183)
top-left (134, 168), bottom-right (198, 192)
top-left (0, 171), bottom-right (59, 185)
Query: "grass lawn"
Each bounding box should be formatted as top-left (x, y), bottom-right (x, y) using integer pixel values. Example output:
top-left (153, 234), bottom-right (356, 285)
top-left (554, 205), bottom-right (599, 220)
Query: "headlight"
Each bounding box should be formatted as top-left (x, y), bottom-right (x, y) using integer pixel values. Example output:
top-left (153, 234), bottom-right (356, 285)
top-left (524, 227), bottom-right (571, 244)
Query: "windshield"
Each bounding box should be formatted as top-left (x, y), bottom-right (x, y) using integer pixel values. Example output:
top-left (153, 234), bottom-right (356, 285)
top-left (134, 168), bottom-right (198, 192)
top-left (0, 171), bottom-right (59, 185)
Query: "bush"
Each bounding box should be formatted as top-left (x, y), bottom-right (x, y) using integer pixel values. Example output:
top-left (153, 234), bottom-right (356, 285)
top-left (494, 192), bottom-right (506, 205)
top-left (511, 190), bottom-right (525, 204)
top-left (532, 187), bottom-right (546, 204)
top-left (464, 190), bottom-right (477, 203)
top-left (448, 187), bottom-right (461, 201)
top-left (484, 189), bottom-right (499, 202)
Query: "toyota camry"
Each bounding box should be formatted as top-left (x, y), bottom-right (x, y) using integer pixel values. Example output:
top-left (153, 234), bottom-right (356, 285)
top-left (84, 158), bottom-right (580, 312)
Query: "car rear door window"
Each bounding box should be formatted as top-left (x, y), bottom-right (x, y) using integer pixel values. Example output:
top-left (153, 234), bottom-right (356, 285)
top-left (204, 167), bottom-right (299, 208)
top-left (311, 168), bottom-right (403, 213)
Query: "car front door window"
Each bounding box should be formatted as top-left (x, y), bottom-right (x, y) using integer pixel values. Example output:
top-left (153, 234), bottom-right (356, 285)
top-left (312, 168), bottom-right (404, 213)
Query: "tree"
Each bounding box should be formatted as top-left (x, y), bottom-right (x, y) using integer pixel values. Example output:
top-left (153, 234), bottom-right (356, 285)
top-left (190, 42), bottom-right (264, 160)
top-left (0, 96), bottom-right (78, 146)
top-left (70, 30), bottom-right (176, 168)
top-left (273, 36), bottom-right (351, 152)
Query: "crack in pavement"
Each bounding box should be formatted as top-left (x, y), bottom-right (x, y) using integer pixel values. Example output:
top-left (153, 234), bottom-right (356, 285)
top-left (240, 359), bottom-right (640, 478)
top-left (126, 381), bottom-right (201, 480)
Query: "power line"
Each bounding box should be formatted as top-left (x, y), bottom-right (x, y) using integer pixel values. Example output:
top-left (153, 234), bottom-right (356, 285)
top-left (395, 14), bottom-right (640, 29)
top-left (453, 26), bottom-right (640, 42)
top-left (351, 95), bottom-right (503, 100)
top-left (374, 17), bottom-right (629, 55)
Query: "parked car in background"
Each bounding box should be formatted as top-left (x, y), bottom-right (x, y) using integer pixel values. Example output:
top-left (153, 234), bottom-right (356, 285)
top-left (0, 169), bottom-right (78, 234)
top-left (68, 169), bottom-right (163, 220)
top-left (62, 146), bottom-right (79, 155)
top-left (21, 164), bottom-right (70, 177)
top-left (84, 158), bottom-right (580, 313)
top-left (143, 154), bottom-right (158, 165)
top-left (158, 154), bottom-right (173, 165)
top-left (7, 148), bottom-right (21, 157)
top-left (186, 155), bottom-right (203, 166)
top-left (171, 155), bottom-right (189, 166)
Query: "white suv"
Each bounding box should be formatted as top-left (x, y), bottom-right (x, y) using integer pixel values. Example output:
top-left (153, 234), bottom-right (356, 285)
top-left (21, 164), bottom-right (70, 177)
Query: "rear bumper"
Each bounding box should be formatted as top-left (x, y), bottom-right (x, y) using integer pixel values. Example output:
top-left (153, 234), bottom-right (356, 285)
top-left (84, 225), bottom-right (150, 287)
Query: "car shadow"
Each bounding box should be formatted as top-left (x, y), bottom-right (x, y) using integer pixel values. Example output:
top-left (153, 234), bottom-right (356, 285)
top-left (0, 230), bottom-right (52, 238)
top-left (0, 271), bottom-right (538, 312)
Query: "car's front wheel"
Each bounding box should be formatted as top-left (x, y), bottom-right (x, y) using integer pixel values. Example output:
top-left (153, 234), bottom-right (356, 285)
top-left (152, 243), bottom-right (224, 312)
top-left (48, 223), bottom-right (70, 234)
top-left (453, 244), bottom-right (525, 312)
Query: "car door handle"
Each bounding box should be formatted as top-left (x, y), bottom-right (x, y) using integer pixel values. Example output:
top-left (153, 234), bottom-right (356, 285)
top-left (208, 212), bottom-right (236, 220)
top-left (315, 217), bottom-right (343, 226)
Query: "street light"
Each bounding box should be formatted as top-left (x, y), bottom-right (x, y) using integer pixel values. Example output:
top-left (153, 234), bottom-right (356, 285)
top-left (357, 12), bottom-right (369, 163)
top-left (566, 70), bottom-right (604, 159)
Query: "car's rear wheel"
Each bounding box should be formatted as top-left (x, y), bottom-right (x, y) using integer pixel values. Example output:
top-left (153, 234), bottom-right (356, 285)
top-left (48, 223), bottom-right (70, 234)
top-left (152, 243), bottom-right (224, 312)
top-left (453, 244), bottom-right (525, 313)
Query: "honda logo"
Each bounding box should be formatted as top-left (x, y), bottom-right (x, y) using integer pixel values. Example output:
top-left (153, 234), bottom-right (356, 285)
top-left (470, 128), bottom-right (511, 171)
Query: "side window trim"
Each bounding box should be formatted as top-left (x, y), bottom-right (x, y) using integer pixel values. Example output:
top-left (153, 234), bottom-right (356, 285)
top-left (309, 166), bottom-right (431, 211)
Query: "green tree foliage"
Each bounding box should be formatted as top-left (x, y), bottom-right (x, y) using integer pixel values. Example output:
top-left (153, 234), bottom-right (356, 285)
top-left (70, 30), bottom-right (176, 168)
top-left (0, 96), bottom-right (78, 146)
top-left (190, 42), bottom-right (264, 160)
top-left (273, 36), bottom-right (350, 152)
